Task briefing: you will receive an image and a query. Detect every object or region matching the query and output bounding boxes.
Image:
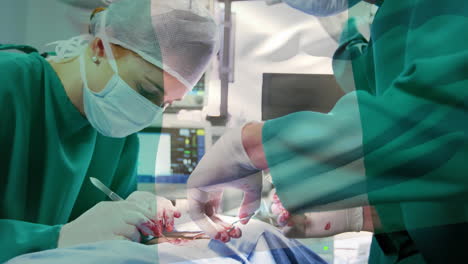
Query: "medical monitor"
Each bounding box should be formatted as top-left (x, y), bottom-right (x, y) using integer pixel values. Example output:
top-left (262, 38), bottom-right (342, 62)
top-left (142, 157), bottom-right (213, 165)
top-left (262, 73), bottom-right (345, 120)
top-left (137, 127), bottom-right (209, 184)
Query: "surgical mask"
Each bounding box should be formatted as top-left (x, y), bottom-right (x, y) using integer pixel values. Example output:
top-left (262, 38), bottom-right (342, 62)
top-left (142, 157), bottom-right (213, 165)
top-left (79, 52), bottom-right (164, 138)
top-left (282, 0), bottom-right (361, 17)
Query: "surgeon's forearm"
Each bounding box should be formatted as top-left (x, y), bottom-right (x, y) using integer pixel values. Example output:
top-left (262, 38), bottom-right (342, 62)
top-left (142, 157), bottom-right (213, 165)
top-left (0, 219), bottom-right (61, 262)
top-left (362, 206), bottom-right (381, 232)
top-left (242, 122), bottom-right (268, 170)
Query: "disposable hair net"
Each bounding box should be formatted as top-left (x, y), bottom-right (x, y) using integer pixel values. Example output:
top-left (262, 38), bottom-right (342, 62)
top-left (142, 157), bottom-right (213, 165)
top-left (52, 0), bottom-right (219, 90)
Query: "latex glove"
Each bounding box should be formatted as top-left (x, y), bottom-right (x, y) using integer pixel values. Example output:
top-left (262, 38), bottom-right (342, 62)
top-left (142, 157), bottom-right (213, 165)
top-left (58, 200), bottom-right (157, 248)
top-left (271, 192), bottom-right (363, 238)
top-left (126, 191), bottom-right (181, 235)
top-left (187, 125), bottom-right (262, 243)
top-left (270, 192), bottom-right (293, 227)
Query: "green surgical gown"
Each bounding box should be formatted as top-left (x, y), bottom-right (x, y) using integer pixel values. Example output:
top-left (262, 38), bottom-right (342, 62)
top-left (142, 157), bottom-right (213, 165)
top-left (263, 0), bottom-right (468, 263)
top-left (0, 51), bottom-right (139, 262)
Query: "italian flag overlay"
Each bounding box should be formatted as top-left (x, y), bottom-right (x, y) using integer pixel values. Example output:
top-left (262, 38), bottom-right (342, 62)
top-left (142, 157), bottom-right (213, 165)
top-left (2, 0), bottom-right (467, 263)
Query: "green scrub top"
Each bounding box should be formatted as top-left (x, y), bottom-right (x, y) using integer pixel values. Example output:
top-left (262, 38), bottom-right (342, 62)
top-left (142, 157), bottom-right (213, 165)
top-left (0, 51), bottom-right (139, 262)
top-left (263, 0), bottom-right (468, 263)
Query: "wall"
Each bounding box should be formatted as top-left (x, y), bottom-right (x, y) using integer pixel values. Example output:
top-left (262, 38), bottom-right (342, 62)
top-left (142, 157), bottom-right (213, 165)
top-left (1, 0), bottom-right (97, 52)
top-left (227, 1), bottom-right (338, 124)
top-left (226, 1), bottom-right (375, 125)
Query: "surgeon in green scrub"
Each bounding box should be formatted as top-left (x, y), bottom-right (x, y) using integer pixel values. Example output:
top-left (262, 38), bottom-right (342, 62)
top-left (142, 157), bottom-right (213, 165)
top-left (0, 0), bottom-right (218, 262)
top-left (187, 0), bottom-right (468, 262)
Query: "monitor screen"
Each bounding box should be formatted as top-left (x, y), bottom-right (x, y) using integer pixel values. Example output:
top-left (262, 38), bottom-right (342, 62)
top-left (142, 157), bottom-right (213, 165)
top-left (137, 128), bottom-right (206, 184)
top-left (262, 73), bottom-right (345, 120)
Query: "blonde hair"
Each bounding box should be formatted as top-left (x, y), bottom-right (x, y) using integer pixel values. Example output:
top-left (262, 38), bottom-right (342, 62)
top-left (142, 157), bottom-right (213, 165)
top-left (48, 7), bottom-right (132, 63)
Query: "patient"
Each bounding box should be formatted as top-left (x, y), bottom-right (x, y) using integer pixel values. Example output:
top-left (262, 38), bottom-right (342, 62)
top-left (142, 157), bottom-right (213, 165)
top-left (6, 212), bottom-right (326, 264)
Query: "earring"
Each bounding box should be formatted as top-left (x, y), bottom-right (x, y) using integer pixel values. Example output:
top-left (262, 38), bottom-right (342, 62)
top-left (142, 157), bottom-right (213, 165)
top-left (92, 56), bottom-right (100, 65)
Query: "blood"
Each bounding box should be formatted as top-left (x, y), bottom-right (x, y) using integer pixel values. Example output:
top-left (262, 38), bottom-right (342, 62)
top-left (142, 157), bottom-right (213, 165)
top-left (324, 222), bottom-right (331, 231)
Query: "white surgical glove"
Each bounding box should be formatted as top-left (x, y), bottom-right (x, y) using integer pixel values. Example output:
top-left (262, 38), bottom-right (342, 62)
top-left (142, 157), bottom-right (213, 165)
top-left (58, 200), bottom-right (157, 248)
top-left (187, 125), bottom-right (262, 243)
top-left (126, 191), bottom-right (181, 235)
top-left (271, 192), bottom-right (363, 238)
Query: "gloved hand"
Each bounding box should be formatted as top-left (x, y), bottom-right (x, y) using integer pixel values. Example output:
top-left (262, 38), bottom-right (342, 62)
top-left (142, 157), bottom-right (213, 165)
top-left (187, 124), bottom-right (262, 243)
top-left (271, 192), bottom-right (363, 238)
top-left (126, 191), bottom-right (181, 235)
top-left (58, 200), bottom-right (157, 248)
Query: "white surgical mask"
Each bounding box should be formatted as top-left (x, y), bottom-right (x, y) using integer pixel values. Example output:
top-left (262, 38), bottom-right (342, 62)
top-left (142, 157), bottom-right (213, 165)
top-left (79, 52), bottom-right (164, 138)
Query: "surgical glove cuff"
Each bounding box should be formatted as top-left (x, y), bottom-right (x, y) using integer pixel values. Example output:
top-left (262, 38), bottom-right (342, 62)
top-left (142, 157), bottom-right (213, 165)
top-left (233, 123), bottom-right (260, 171)
top-left (347, 207), bottom-right (364, 232)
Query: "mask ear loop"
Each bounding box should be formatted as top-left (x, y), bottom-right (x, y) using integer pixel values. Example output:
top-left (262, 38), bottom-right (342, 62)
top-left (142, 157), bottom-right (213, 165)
top-left (79, 53), bottom-right (90, 89)
top-left (96, 10), bottom-right (119, 74)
